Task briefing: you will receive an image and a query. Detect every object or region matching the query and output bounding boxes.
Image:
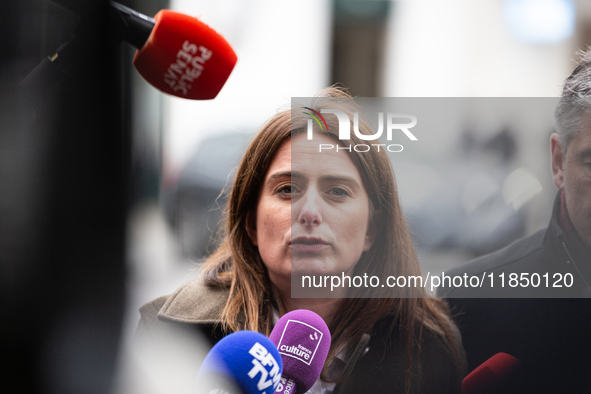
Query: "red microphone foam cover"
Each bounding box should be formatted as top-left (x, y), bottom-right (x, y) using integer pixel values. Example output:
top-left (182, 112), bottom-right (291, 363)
top-left (133, 10), bottom-right (237, 100)
top-left (462, 353), bottom-right (522, 394)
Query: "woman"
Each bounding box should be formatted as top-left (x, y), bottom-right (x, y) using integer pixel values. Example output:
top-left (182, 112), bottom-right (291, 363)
top-left (136, 87), bottom-right (466, 393)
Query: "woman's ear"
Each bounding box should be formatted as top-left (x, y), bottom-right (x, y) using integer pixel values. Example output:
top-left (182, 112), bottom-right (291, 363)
top-left (363, 209), bottom-right (379, 252)
top-left (245, 211), bottom-right (258, 246)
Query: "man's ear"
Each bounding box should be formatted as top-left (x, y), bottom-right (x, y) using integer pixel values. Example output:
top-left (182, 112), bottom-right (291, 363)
top-left (551, 133), bottom-right (565, 190)
top-left (245, 211), bottom-right (258, 246)
top-left (363, 210), bottom-right (379, 252)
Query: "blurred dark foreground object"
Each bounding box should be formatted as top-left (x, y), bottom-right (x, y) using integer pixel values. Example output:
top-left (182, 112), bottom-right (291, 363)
top-left (1, 0), bottom-right (127, 393)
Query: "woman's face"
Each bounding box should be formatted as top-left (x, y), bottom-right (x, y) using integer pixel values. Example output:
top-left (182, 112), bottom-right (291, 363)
top-left (247, 132), bottom-right (374, 290)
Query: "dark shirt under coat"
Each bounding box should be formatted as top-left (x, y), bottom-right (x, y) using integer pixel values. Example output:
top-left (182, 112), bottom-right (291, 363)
top-left (439, 192), bottom-right (591, 393)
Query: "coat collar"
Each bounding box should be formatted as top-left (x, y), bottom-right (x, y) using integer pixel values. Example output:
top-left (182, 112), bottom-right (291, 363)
top-left (157, 278), bottom-right (230, 325)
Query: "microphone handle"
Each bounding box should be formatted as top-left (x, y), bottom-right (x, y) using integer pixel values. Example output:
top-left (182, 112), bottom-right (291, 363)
top-left (109, 1), bottom-right (155, 49)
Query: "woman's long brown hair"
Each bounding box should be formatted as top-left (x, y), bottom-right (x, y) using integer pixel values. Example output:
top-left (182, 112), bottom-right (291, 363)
top-left (200, 87), bottom-right (463, 392)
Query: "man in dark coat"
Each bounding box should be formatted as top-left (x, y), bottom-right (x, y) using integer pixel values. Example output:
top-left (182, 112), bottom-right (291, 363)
top-left (438, 50), bottom-right (591, 393)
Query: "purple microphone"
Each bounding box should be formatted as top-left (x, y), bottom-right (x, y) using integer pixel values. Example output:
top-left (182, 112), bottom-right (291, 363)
top-left (269, 310), bottom-right (331, 394)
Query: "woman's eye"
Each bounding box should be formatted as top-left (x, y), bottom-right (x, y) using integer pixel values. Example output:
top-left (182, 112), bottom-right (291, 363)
top-left (328, 187), bottom-right (351, 198)
top-left (276, 184), bottom-right (297, 195)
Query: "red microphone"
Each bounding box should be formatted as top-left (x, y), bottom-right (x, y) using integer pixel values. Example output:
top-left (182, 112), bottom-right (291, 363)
top-left (132, 10), bottom-right (237, 100)
top-left (23, 2), bottom-right (237, 100)
top-left (462, 353), bottom-right (522, 394)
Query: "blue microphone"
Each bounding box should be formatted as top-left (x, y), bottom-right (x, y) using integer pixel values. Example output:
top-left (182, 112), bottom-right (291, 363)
top-left (196, 331), bottom-right (283, 394)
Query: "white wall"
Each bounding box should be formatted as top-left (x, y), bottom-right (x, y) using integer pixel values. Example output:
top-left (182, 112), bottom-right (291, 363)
top-left (382, 0), bottom-right (576, 97)
top-left (165, 0), bottom-right (332, 173)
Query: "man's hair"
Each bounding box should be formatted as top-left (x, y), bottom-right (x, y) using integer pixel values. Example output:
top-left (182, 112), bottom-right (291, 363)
top-left (554, 48), bottom-right (591, 153)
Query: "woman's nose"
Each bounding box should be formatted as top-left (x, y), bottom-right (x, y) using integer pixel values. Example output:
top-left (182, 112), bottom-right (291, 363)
top-left (296, 191), bottom-right (322, 227)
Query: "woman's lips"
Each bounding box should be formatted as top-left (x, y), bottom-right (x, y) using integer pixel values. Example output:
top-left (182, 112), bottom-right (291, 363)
top-left (290, 237), bottom-right (330, 252)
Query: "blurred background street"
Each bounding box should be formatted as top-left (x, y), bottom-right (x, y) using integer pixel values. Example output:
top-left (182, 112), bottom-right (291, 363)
top-left (3, 0), bottom-right (591, 392)
top-left (123, 0), bottom-right (590, 320)
top-left (122, 1), bottom-right (591, 387)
